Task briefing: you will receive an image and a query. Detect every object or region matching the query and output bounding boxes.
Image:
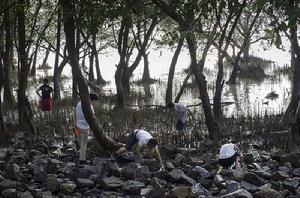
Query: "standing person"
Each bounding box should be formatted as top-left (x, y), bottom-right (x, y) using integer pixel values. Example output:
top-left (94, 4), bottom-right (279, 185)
top-left (218, 140), bottom-right (243, 169)
top-left (36, 78), bottom-right (53, 111)
top-left (75, 93), bottom-right (99, 164)
top-left (116, 129), bottom-right (165, 170)
top-left (167, 102), bottom-right (190, 131)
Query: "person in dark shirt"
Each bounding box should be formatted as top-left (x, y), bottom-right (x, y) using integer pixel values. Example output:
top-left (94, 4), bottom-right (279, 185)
top-left (36, 78), bottom-right (53, 111)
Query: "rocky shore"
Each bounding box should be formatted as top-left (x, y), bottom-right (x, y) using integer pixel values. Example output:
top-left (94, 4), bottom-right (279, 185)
top-left (0, 134), bottom-right (299, 198)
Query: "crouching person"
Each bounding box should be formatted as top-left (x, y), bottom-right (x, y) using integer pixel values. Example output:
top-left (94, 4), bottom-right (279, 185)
top-left (218, 140), bottom-right (243, 169)
top-left (116, 129), bottom-right (165, 170)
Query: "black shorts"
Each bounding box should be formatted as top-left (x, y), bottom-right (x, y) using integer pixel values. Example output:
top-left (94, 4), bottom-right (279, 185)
top-left (219, 153), bottom-right (238, 168)
top-left (176, 120), bottom-right (187, 131)
top-left (125, 131), bottom-right (137, 151)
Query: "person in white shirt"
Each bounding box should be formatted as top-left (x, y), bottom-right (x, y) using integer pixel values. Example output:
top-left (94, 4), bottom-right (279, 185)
top-left (116, 129), bottom-right (164, 170)
top-left (75, 93), bottom-right (99, 163)
top-left (167, 102), bottom-right (190, 131)
top-left (218, 140), bottom-right (243, 169)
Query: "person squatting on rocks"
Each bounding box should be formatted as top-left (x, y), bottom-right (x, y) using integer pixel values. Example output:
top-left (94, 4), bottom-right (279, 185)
top-left (75, 93), bottom-right (99, 164)
top-left (115, 129), bottom-right (165, 170)
top-left (36, 78), bottom-right (53, 111)
top-left (218, 140), bottom-right (244, 169)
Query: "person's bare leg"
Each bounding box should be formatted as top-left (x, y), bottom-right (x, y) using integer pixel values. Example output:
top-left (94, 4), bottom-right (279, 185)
top-left (115, 147), bottom-right (127, 156)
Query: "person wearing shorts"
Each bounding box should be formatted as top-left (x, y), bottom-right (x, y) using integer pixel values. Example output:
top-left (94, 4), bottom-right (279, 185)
top-left (116, 129), bottom-right (164, 170)
top-left (36, 78), bottom-right (53, 111)
top-left (167, 102), bottom-right (189, 131)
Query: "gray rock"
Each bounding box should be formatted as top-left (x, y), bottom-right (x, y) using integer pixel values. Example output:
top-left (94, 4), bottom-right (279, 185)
top-left (107, 161), bottom-right (121, 177)
top-left (292, 168), bottom-right (300, 177)
top-left (272, 171), bottom-right (290, 181)
top-left (280, 153), bottom-right (300, 168)
top-left (76, 178), bottom-right (94, 188)
top-left (165, 161), bottom-right (175, 170)
top-left (190, 156), bottom-right (204, 166)
top-left (254, 166), bottom-right (273, 179)
top-left (253, 187), bottom-right (283, 198)
top-left (226, 180), bottom-right (240, 193)
top-left (221, 189), bottom-right (252, 198)
top-left (192, 166), bottom-right (211, 179)
top-left (121, 163), bottom-right (138, 179)
top-left (191, 183), bottom-right (211, 196)
top-left (17, 191), bottom-right (33, 198)
top-left (278, 166), bottom-right (291, 173)
top-left (85, 188), bottom-right (102, 196)
top-left (174, 154), bottom-right (186, 164)
top-left (46, 158), bottom-right (61, 174)
top-left (123, 180), bottom-right (145, 195)
top-left (33, 166), bottom-right (47, 183)
top-left (59, 182), bottom-right (76, 194)
top-left (0, 180), bottom-right (17, 191)
top-left (1, 188), bottom-right (17, 198)
top-left (170, 186), bottom-right (191, 198)
top-left (240, 180), bottom-right (258, 192)
top-left (5, 164), bottom-right (19, 180)
top-left (143, 159), bottom-right (160, 172)
top-left (100, 176), bottom-right (124, 190)
top-left (282, 178), bottom-right (299, 192)
top-left (147, 184), bottom-right (165, 198)
top-left (45, 175), bottom-right (59, 192)
top-left (232, 168), bottom-right (246, 180)
top-left (169, 169), bottom-right (184, 181)
top-left (243, 172), bottom-right (264, 186)
top-left (135, 165), bottom-right (152, 180)
top-left (266, 159), bottom-right (280, 172)
top-left (181, 172), bottom-right (196, 185)
top-left (214, 174), bottom-right (225, 188)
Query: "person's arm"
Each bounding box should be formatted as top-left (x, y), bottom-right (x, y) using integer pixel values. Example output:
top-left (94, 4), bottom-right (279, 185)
top-left (36, 87), bottom-right (41, 97)
top-left (133, 144), bottom-right (143, 164)
top-left (154, 147), bottom-right (165, 170)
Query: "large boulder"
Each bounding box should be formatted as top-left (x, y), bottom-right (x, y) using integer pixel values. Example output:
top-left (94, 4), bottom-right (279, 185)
top-left (222, 189), bottom-right (253, 198)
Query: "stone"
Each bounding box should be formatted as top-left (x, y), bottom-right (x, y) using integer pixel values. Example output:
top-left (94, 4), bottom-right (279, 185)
top-left (253, 187), bottom-right (283, 198)
top-left (221, 189), bottom-right (252, 198)
top-left (76, 178), bottom-right (94, 188)
top-left (266, 159), bottom-right (280, 172)
top-left (243, 153), bottom-right (256, 164)
top-left (107, 161), bottom-right (121, 177)
top-left (45, 175), bottom-right (59, 192)
top-left (170, 186), bottom-right (191, 198)
top-left (292, 168), bottom-right (300, 177)
top-left (150, 177), bottom-right (167, 188)
top-left (240, 180), bottom-right (258, 192)
top-left (1, 188), bottom-right (17, 198)
top-left (46, 158), bottom-right (61, 174)
top-left (169, 169), bottom-right (184, 181)
top-left (191, 183), bottom-right (211, 196)
top-left (192, 166), bottom-right (211, 179)
top-left (242, 172), bottom-right (264, 186)
top-left (232, 168), bottom-right (246, 180)
top-left (254, 166), bottom-right (273, 179)
top-left (121, 163), bottom-right (138, 179)
top-left (190, 156), bottom-right (204, 166)
top-left (181, 173), bottom-right (196, 185)
top-left (165, 161), bottom-right (175, 170)
top-left (143, 159), bottom-right (160, 172)
top-left (199, 178), bottom-right (213, 189)
top-left (60, 182), bottom-right (76, 194)
top-left (272, 171), bottom-right (290, 181)
top-left (85, 188), bottom-right (102, 197)
top-left (135, 165), bottom-right (152, 180)
top-left (214, 174), bottom-right (225, 188)
top-left (160, 144), bottom-right (177, 156)
top-left (123, 180), bottom-right (145, 195)
top-left (0, 180), bottom-right (17, 191)
top-left (100, 176), bottom-right (124, 190)
top-left (33, 166), bottom-right (47, 183)
top-left (282, 178), bottom-right (299, 192)
top-left (17, 191), bottom-right (33, 198)
top-left (226, 180), bottom-right (240, 193)
top-left (147, 184), bottom-right (165, 198)
top-left (278, 166), bottom-right (291, 173)
top-left (174, 154), bottom-right (186, 164)
top-left (5, 164), bottom-right (19, 180)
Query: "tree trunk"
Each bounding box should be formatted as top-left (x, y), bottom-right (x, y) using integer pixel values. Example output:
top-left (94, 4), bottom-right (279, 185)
top-left (227, 51), bottom-right (243, 84)
top-left (89, 51), bottom-right (95, 82)
top-left (3, 0), bottom-right (16, 108)
top-left (92, 32), bottom-right (105, 84)
top-left (174, 73), bottom-right (192, 103)
top-left (282, 26), bottom-right (300, 126)
top-left (41, 44), bottom-right (51, 67)
top-left (53, 7), bottom-right (62, 104)
top-left (17, 0), bottom-right (36, 139)
top-left (0, 43), bottom-right (5, 140)
top-left (115, 63), bottom-right (125, 107)
top-left (166, 37), bottom-right (184, 105)
top-left (60, 0), bottom-right (122, 150)
top-left (186, 33), bottom-right (220, 141)
top-left (142, 52), bottom-right (151, 81)
top-left (30, 47), bottom-right (38, 76)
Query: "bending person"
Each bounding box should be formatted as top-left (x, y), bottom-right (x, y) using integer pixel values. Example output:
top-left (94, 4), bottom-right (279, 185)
top-left (218, 140), bottom-right (243, 169)
top-left (116, 129), bottom-right (164, 170)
